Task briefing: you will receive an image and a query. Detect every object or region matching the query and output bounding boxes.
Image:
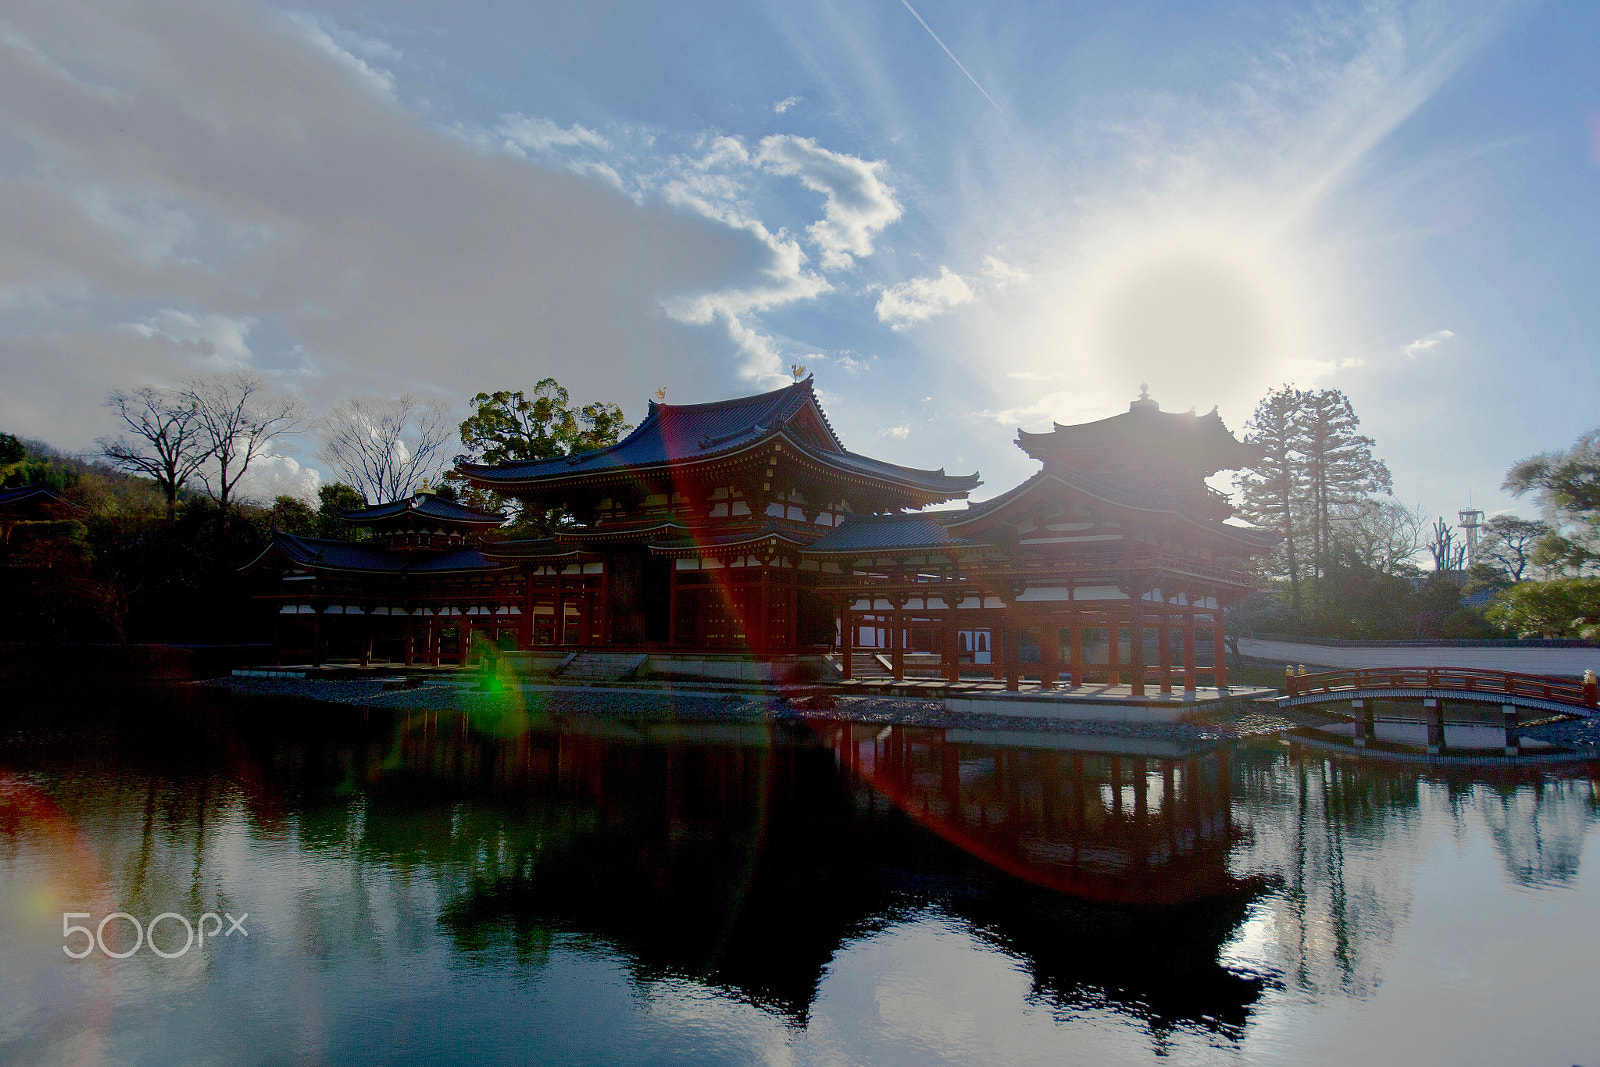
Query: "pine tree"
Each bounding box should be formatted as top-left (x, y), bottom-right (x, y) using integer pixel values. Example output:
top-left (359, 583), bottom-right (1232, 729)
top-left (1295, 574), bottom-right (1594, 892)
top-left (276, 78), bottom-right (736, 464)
top-left (1298, 389), bottom-right (1392, 581)
top-left (1239, 385), bottom-right (1308, 620)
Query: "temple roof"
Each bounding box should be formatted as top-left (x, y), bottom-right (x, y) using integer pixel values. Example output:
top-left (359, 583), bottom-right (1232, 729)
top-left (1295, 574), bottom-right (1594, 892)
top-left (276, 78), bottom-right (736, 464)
top-left (647, 522), bottom-right (818, 558)
top-left (1015, 393), bottom-right (1258, 475)
top-left (458, 378), bottom-right (980, 499)
top-left (246, 531), bottom-right (504, 575)
top-left (801, 513), bottom-right (969, 556)
top-left (0, 484), bottom-right (84, 514)
top-left (341, 493), bottom-right (505, 526)
top-left (943, 471), bottom-right (1279, 549)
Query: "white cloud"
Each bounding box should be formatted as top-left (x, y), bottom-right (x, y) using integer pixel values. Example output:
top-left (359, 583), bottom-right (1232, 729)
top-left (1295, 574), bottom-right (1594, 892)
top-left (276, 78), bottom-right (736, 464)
top-left (880, 423), bottom-right (910, 438)
top-left (754, 135), bottom-right (901, 270)
top-left (1402, 328), bottom-right (1455, 357)
top-left (495, 113), bottom-right (611, 155)
top-left (875, 266), bottom-right (975, 330)
top-left (237, 452), bottom-right (321, 505)
top-left (981, 256), bottom-right (1028, 287)
top-left (124, 309), bottom-right (258, 368)
top-left (773, 96), bottom-right (801, 114)
top-left (0, 0), bottom-right (796, 449)
top-left (285, 11), bottom-right (395, 98)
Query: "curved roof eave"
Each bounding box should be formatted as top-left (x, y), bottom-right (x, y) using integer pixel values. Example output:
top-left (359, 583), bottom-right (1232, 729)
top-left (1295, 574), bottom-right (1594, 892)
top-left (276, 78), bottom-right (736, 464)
top-left (462, 425), bottom-right (979, 498)
top-left (945, 472), bottom-right (1277, 549)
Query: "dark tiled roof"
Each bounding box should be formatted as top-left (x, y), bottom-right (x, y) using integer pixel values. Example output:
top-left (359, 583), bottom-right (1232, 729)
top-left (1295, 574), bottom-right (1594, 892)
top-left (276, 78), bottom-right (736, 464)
top-left (647, 523), bottom-right (817, 555)
top-left (252, 531), bottom-right (502, 574)
top-left (1015, 400), bottom-right (1258, 472)
top-left (0, 484), bottom-right (84, 513)
top-left (801, 514), bottom-right (972, 556)
top-left (942, 471), bottom-right (1279, 549)
top-left (478, 537), bottom-right (591, 561)
top-left (341, 494), bottom-right (504, 525)
top-left (459, 378), bottom-right (979, 497)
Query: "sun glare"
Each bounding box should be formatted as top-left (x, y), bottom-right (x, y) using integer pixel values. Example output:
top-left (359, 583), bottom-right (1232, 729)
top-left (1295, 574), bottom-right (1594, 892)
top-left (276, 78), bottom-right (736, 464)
top-left (1019, 222), bottom-right (1313, 417)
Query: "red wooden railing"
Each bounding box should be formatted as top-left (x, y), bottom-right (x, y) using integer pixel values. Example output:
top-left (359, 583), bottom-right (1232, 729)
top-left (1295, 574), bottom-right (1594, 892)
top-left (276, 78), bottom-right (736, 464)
top-left (1283, 666), bottom-right (1599, 708)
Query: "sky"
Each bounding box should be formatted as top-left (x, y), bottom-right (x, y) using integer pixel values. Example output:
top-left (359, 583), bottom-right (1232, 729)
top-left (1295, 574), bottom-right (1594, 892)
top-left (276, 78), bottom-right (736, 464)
top-left (1, 0), bottom-right (1597, 519)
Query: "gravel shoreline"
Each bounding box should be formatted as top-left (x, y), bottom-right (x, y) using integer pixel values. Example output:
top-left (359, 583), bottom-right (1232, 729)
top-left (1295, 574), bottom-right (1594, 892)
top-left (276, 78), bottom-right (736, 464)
top-left (204, 675), bottom-right (1306, 742)
top-left (202, 675), bottom-right (1598, 755)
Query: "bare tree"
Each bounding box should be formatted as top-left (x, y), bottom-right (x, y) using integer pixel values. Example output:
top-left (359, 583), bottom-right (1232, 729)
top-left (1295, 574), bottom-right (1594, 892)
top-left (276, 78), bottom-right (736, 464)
top-left (1427, 516), bottom-right (1467, 573)
top-left (1338, 499), bottom-right (1425, 574)
top-left (189, 370), bottom-right (306, 510)
top-left (98, 386), bottom-right (210, 520)
top-left (316, 394), bottom-right (454, 504)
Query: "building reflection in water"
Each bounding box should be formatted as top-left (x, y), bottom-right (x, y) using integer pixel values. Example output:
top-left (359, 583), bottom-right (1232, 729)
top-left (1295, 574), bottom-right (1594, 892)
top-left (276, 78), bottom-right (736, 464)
top-left (371, 712), bottom-right (1271, 1037)
top-left (4, 687), bottom-right (1599, 1060)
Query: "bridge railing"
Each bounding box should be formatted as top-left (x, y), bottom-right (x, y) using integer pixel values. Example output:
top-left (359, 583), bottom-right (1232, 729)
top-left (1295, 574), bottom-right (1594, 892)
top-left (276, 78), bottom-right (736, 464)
top-left (1284, 666), bottom-right (1599, 708)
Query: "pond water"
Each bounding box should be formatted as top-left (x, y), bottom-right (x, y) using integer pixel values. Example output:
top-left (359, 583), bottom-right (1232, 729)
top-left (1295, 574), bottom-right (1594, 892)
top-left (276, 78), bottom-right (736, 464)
top-left (2, 685), bottom-right (1598, 1066)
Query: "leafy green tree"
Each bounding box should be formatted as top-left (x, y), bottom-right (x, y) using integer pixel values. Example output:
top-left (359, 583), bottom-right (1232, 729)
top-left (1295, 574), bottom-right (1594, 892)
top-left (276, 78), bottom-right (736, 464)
top-left (0, 432), bottom-right (25, 472)
top-left (1487, 578), bottom-right (1600, 639)
top-left (455, 380), bottom-right (630, 534)
top-left (458, 380), bottom-right (630, 465)
top-left (315, 483), bottom-right (367, 540)
top-left (1504, 428), bottom-right (1600, 576)
top-left (268, 495), bottom-right (318, 536)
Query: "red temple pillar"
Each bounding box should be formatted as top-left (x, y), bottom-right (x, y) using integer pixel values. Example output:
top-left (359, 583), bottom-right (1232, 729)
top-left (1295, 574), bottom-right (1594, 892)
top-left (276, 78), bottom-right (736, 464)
top-left (553, 570), bottom-right (566, 647)
top-left (1213, 610), bottom-right (1229, 690)
top-left (667, 564), bottom-right (679, 648)
top-left (1003, 610), bottom-right (1020, 692)
top-left (1129, 596), bottom-right (1146, 697)
top-left (1040, 615), bottom-right (1059, 690)
top-left (1067, 622), bottom-right (1082, 688)
top-left (1107, 613), bottom-right (1121, 687)
top-left (890, 603), bottom-right (905, 681)
top-left (1183, 608), bottom-right (1198, 691)
top-left (942, 608), bottom-right (960, 683)
top-left (403, 615), bottom-right (415, 667)
top-left (786, 569), bottom-right (797, 651)
top-left (841, 602), bottom-right (854, 680)
top-left (758, 565), bottom-right (772, 654)
top-left (1157, 596), bottom-right (1172, 694)
top-left (990, 606), bottom-right (1004, 681)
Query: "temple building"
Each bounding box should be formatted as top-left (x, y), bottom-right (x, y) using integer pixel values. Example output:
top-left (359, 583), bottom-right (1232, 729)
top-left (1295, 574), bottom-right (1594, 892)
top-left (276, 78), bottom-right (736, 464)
top-left (248, 378), bottom-right (1273, 689)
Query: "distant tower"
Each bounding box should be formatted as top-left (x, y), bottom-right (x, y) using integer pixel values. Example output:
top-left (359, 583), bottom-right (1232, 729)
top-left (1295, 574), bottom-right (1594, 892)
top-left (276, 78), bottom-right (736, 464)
top-left (1458, 508), bottom-right (1484, 568)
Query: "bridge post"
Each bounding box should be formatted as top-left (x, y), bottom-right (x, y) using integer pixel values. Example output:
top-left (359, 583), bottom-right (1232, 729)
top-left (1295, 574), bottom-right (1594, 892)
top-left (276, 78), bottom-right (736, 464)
top-left (1352, 699), bottom-right (1374, 747)
top-left (1425, 698), bottom-right (1445, 755)
top-left (1502, 703), bottom-right (1519, 756)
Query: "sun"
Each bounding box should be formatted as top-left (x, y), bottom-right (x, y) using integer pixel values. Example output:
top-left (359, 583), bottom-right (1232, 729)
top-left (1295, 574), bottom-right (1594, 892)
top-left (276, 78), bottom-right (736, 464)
top-left (1017, 219), bottom-right (1315, 415)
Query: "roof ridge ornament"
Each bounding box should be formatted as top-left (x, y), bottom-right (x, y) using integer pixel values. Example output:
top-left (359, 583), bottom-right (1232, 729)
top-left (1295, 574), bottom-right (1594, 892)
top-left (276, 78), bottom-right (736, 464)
top-left (1130, 383), bottom-right (1160, 412)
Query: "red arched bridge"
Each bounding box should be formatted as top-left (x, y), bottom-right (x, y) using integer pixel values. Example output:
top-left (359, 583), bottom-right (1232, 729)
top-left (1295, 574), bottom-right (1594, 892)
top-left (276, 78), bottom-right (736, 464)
top-left (1278, 666), bottom-right (1599, 755)
top-left (1280, 666), bottom-right (1599, 715)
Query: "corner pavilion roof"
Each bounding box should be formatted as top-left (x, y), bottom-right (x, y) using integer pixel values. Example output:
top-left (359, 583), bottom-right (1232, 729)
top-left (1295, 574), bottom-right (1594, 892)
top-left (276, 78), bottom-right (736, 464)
top-left (245, 531), bottom-right (505, 575)
top-left (798, 470), bottom-right (1278, 558)
top-left (341, 493), bottom-right (505, 526)
top-left (0, 484), bottom-right (85, 514)
top-left (458, 378), bottom-right (980, 500)
top-left (801, 513), bottom-right (967, 556)
top-left (1015, 394), bottom-right (1259, 475)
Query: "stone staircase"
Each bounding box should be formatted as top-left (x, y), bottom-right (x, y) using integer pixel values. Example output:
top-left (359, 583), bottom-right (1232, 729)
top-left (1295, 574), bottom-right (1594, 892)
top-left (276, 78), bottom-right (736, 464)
top-left (848, 652), bottom-right (894, 680)
top-left (550, 651), bottom-right (649, 683)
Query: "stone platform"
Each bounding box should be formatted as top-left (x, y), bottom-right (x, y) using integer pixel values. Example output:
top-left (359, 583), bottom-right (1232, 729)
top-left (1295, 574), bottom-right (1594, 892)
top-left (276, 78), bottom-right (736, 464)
top-left (830, 678), bottom-right (1277, 722)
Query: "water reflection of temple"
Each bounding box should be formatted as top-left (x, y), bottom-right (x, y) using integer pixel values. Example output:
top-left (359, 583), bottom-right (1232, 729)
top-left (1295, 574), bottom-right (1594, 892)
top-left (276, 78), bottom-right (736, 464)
top-left (15, 687), bottom-right (1598, 1049)
top-left (819, 723), bottom-right (1247, 906)
top-left (368, 711), bottom-right (1268, 1033)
